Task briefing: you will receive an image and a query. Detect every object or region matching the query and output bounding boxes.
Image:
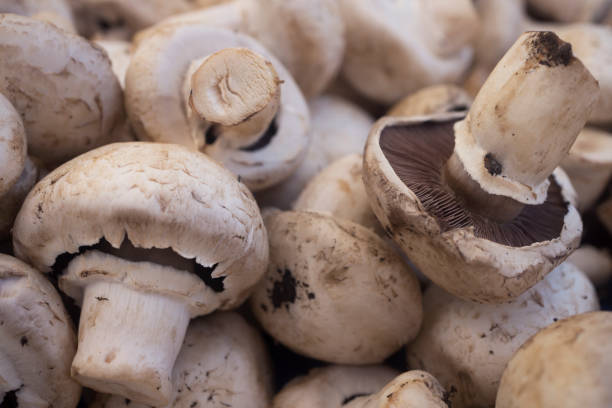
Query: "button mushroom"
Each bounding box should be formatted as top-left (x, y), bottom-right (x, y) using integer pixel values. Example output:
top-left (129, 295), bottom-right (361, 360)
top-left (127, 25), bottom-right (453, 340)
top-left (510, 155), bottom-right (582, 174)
top-left (0, 254), bottom-right (81, 407)
top-left (11, 142), bottom-right (268, 406)
top-left (0, 14), bottom-right (124, 166)
top-left (387, 84), bottom-right (473, 117)
top-left (90, 311), bottom-right (272, 408)
top-left (407, 262), bottom-right (599, 408)
top-left (250, 210), bottom-right (422, 364)
top-left (363, 31), bottom-right (599, 302)
top-left (274, 365), bottom-right (449, 408)
top-left (496, 311), bottom-right (612, 408)
top-left (126, 24), bottom-right (309, 191)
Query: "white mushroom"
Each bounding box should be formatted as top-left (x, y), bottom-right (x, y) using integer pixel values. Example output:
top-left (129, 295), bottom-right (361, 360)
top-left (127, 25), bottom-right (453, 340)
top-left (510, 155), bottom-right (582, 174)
top-left (0, 93), bottom-right (26, 199)
top-left (126, 25), bottom-right (309, 191)
top-left (406, 262), bottom-right (598, 408)
top-left (0, 0), bottom-right (76, 32)
top-left (12, 142), bottom-right (269, 406)
top-left (90, 312), bottom-right (272, 408)
top-left (250, 210), bottom-right (422, 364)
top-left (0, 254), bottom-right (81, 407)
top-left (387, 84), bottom-right (473, 117)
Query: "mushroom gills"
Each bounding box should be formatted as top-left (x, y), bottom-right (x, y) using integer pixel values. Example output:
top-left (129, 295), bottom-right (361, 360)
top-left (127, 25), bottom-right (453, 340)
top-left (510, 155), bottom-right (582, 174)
top-left (51, 238), bottom-right (223, 292)
top-left (378, 118), bottom-right (569, 247)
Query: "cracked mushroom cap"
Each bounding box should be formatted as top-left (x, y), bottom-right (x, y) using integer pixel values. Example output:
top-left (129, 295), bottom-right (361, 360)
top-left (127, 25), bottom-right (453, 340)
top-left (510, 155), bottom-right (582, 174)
top-left (407, 262), bottom-right (598, 408)
top-left (11, 142), bottom-right (268, 404)
top-left (0, 14), bottom-right (123, 166)
top-left (387, 84), bottom-right (473, 117)
top-left (126, 25), bottom-right (309, 192)
top-left (0, 0), bottom-right (76, 31)
top-left (0, 93), bottom-right (26, 198)
top-left (273, 365), bottom-right (398, 408)
top-left (561, 127), bottom-right (612, 211)
top-left (250, 210), bottom-right (422, 364)
top-left (0, 254), bottom-right (80, 408)
top-left (337, 0), bottom-right (478, 104)
top-left (496, 311), bottom-right (612, 408)
top-left (91, 311), bottom-right (272, 408)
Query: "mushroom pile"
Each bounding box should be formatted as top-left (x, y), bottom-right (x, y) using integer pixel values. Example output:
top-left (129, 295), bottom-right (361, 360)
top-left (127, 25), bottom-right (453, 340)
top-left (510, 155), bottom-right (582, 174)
top-left (0, 2), bottom-right (611, 408)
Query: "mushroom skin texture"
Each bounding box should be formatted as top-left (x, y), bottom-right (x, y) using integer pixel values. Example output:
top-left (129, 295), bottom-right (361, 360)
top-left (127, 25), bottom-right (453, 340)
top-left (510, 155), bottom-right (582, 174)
top-left (250, 210), bottom-right (422, 364)
top-left (273, 365), bottom-right (398, 408)
top-left (387, 84), bottom-right (473, 117)
top-left (407, 262), bottom-right (598, 408)
top-left (0, 14), bottom-right (124, 166)
top-left (134, 0), bottom-right (345, 99)
top-left (363, 31), bottom-right (597, 303)
top-left (0, 0), bottom-right (76, 32)
top-left (12, 142), bottom-right (268, 406)
top-left (256, 95), bottom-right (373, 209)
top-left (337, 0), bottom-right (478, 104)
top-left (126, 25), bottom-right (309, 192)
top-left (90, 312), bottom-right (272, 408)
top-left (561, 127), bottom-right (612, 211)
top-left (0, 254), bottom-right (81, 408)
top-left (496, 311), bottom-right (612, 408)
top-left (0, 93), bottom-right (26, 199)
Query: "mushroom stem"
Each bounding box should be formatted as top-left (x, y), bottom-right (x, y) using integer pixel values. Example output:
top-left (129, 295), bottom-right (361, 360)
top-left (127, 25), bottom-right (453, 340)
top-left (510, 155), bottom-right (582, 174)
top-left (71, 281), bottom-right (190, 407)
top-left (448, 31), bottom-right (599, 206)
top-left (185, 47), bottom-right (281, 150)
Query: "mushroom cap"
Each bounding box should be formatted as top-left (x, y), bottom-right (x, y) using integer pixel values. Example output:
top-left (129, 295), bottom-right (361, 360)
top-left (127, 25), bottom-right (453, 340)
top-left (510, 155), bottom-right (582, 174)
top-left (294, 154), bottom-right (380, 232)
top-left (562, 127), bottom-right (612, 211)
top-left (256, 94), bottom-right (373, 209)
top-left (0, 14), bottom-right (123, 166)
top-left (496, 311), bottom-right (612, 408)
top-left (91, 311), bottom-right (272, 408)
top-left (12, 142), bottom-right (268, 312)
top-left (250, 210), bottom-right (422, 364)
top-left (337, 0), bottom-right (477, 104)
top-left (363, 114), bottom-right (582, 303)
top-left (273, 365), bottom-right (398, 408)
top-left (126, 25), bottom-right (309, 192)
top-left (387, 84), bottom-right (473, 117)
top-left (0, 0), bottom-right (76, 32)
top-left (0, 156), bottom-right (40, 240)
top-left (0, 254), bottom-right (80, 408)
top-left (407, 262), bottom-right (598, 408)
top-left (0, 93), bottom-right (26, 198)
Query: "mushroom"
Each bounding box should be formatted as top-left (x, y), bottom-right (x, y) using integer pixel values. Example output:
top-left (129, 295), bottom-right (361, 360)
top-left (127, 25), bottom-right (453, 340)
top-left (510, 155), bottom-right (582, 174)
top-left (567, 245), bottom-right (612, 286)
top-left (496, 311), bottom-right (612, 408)
top-left (406, 262), bottom-right (598, 408)
top-left (0, 254), bottom-right (81, 407)
top-left (134, 0), bottom-right (345, 99)
top-left (256, 95), bottom-right (373, 209)
top-left (0, 93), bottom-right (26, 200)
top-left (274, 365), bottom-right (449, 408)
top-left (561, 127), bottom-right (612, 211)
top-left (0, 14), bottom-right (124, 166)
top-left (94, 40), bottom-right (131, 89)
top-left (11, 142), bottom-right (269, 405)
top-left (526, 0), bottom-right (612, 23)
top-left (126, 24), bottom-right (309, 192)
top-left (90, 311), bottom-right (272, 408)
top-left (337, 0), bottom-right (478, 104)
top-left (250, 210), bottom-right (422, 364)
top-left (363, 31), bottom-right (598, 303)
top-left (0, 0), bottom-right (76, 32)
top-left (387, 84), bottom-right (473, 117)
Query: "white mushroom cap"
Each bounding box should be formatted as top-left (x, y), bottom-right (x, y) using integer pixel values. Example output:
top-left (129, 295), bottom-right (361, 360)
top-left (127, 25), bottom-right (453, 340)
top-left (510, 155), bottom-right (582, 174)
top-left (12, 142), bottom-right (268, 405)
top-left (387, 84), bottom-right (473, 117)
top-left (561, 127), bottom-right (612, 211)
top-left (250, 210), bottom-right (422, 364)
top-left (273, 365), bottom-right (398, 408)
top-left (567, 246), bottom-right (612, 286)
top-left (0, 254), bottom-right (81, 407)
top-left (496, 311), bottom-right (612, 408)
top-left (0, 156), bottom-right (41, 240)
top-left (90, 312), bottom-right (272, 408)
top-left (256, 94), bottom-right (373, 209)
top-left (0, 14), bottom-right (124, 166)
top-left (0, 0), bottom-right (76, 32)
top-left (126, 25), bottom-right (309, 191)
top-left (407, 262), bottom-right (598, 408)
top-left (337, 0), bottom-right (478, 104)
top-left (0, 93), bottom-right (26, 198)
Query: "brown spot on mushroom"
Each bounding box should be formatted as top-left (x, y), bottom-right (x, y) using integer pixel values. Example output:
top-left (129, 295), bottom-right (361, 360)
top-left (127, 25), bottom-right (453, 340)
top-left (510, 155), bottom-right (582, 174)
top-left (271, 269), bottom-right (297, 310)
top-left (484, 153), bottom-right (502, 175)
top-left (105, 350), bottom-right (116, 363)
top-left (527, 31), bottom-right (573, 67)
top-left (20, 336), bottom-right (27, 346)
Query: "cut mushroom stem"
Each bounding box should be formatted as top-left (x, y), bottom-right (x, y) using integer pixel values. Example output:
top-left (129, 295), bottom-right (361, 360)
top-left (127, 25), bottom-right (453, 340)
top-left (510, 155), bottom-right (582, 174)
top-left (71, 281), bottom-right (189, 406)
top-left (446, 31), bottom-right (598, 217)
top-left (185, 47), bottom-right (281, 150)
